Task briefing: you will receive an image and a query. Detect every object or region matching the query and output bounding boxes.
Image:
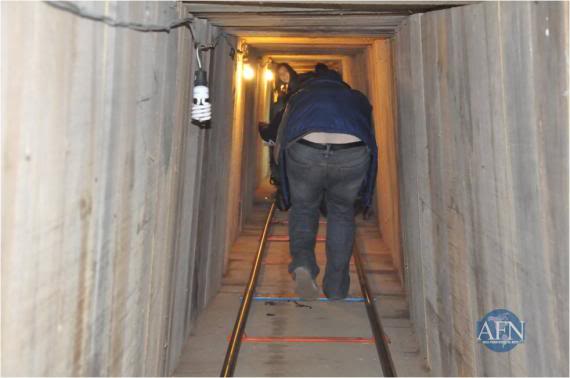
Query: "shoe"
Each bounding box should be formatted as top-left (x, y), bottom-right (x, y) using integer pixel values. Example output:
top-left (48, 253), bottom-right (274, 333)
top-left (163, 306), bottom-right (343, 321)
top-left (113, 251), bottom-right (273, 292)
top-left (293, 267), bottom-right (320, 300)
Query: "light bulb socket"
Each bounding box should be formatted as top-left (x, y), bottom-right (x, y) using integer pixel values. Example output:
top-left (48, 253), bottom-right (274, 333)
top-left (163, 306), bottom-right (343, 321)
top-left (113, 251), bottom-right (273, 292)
top-left (194, 69), bottom-right (208, 86)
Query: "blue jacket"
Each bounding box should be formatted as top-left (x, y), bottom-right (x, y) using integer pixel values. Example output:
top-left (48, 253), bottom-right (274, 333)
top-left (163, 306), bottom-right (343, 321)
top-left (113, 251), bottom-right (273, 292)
top-left (276, 75), bottom-right (378, 210)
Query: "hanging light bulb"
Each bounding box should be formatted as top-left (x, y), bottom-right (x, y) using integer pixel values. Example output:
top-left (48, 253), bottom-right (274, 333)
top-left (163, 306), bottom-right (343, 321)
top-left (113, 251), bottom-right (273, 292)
top-left (191, 68), bottom-right (211, 129)
top-left (243, 63), bottom-right (255, 80)
top-left (264, 68), bottom-right (274, 81)
top-left (191, 46), bottom-right (211, 129)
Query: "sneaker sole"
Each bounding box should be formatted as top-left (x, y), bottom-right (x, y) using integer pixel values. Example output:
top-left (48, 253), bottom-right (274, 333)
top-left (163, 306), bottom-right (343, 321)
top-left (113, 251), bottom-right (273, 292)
top-left (294, 268), bottom-right (320, 300)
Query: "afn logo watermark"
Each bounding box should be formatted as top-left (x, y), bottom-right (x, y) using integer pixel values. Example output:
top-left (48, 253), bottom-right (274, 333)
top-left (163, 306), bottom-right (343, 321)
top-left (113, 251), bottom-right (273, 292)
top-left (476, 309), bottom-right (525, 352)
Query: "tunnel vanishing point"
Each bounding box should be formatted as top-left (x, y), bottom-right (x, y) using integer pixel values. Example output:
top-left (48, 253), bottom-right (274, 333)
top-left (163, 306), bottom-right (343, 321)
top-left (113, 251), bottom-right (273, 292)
top-left (1, 1), bottom-right (569, 377)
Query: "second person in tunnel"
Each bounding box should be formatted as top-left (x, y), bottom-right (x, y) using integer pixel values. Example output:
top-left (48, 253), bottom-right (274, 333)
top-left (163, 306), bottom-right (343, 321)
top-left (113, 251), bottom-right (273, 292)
top-left (275, 63), bottom-right (378, 300)
top-left (259, 63), bottom-right (300, 210)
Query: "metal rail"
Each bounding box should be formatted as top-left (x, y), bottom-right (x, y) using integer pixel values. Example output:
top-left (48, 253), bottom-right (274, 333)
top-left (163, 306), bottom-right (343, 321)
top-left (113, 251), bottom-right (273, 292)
top-left (220, 201), bottom-right (276, 377)
top-left (353, 234), bottom-right (397, 377)
top-left (220, 202), bottom-right (396, 376)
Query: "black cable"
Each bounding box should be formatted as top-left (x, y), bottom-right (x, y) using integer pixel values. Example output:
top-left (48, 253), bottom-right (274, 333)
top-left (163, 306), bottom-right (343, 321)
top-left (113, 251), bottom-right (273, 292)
top-left (45, 1), bottom-right (238, 56)
top-left (200, 31), bottom-right (240, 52)
top-left (44, 1), bottom-right (194, 33)
top-left (196, 31), bottom-right (242, 61)
top-left (213, 32), bottom-right (233, 49)
top-left (45, 1), bottom-right (241, 66)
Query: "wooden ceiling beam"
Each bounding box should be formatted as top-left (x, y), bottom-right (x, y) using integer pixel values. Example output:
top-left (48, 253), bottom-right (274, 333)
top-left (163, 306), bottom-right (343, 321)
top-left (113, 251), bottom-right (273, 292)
top-left (223, 28), bottom-right (396, 37)
top-left (226, 26), bottom-right (397, 31)
top-left (243, 36), bottom-right (379, 45)
top-left (183, 1), bottom-right (468, 35)
top-left (237, 31), bottom-right (392, 37)
top-left (184, 1), bottom-right (466, 12)
top-left (201, 15), bottom-right (405, 27)
top-left (250, 46), bottom-right (366, 56)
top-left (268, 54), bottom-right (347, 60)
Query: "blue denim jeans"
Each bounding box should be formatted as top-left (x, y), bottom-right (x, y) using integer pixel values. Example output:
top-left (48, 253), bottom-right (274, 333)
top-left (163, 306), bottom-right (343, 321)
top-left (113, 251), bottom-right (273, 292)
top-left (285, 141), bottom-right (370, 299)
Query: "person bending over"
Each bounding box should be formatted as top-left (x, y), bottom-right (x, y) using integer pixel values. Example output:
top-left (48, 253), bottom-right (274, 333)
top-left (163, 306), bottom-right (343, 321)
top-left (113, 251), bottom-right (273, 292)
top-left (275, 64), bottom-right (378, 300)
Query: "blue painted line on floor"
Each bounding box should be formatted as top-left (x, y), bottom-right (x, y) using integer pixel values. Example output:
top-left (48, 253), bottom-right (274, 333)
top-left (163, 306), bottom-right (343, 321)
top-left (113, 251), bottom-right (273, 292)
top-left (246, 296), bottom-right (365, 303)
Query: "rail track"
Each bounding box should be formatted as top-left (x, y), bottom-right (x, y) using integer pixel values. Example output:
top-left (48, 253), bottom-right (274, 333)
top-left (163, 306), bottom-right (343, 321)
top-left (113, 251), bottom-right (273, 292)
top-left (220, 201), bottom-right (396, 377)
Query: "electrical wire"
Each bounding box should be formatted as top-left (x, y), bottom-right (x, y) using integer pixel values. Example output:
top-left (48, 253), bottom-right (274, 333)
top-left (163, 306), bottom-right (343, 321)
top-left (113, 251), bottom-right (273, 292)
top-left (44, 1), bottom-right (194, 33)
top-left (196, 46), bottom-right (202, 69)
top-left (213, 31), bottom-right (236, 50)
top-left (199, 31), bottom-right (242, 55)
top-left (44, 1), bottom-right (239, 59)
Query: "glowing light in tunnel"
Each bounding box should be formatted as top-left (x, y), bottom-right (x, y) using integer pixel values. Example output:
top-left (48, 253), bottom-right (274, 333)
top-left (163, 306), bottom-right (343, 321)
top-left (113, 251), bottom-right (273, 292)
top-left (243, 63), bottom-right (255, 80)
top-left (264, 68), bottom-right (274, 81)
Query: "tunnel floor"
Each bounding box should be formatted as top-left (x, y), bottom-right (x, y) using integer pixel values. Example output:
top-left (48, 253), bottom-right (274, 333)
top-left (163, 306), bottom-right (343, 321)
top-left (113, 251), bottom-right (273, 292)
top-left (173, 189), bottom-right (428, 376)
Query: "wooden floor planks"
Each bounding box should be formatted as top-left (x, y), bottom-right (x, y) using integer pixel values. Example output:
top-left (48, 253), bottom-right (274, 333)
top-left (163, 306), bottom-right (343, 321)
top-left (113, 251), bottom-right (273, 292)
top-left (174, 203), bottom-right (429, 376)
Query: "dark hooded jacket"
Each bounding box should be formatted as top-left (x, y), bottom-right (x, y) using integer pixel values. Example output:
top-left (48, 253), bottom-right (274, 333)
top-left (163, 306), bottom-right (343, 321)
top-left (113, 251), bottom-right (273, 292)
top-left (275, 72), bottom-right (378, 210)
top-left (259, 65), bottom-right (300, 143)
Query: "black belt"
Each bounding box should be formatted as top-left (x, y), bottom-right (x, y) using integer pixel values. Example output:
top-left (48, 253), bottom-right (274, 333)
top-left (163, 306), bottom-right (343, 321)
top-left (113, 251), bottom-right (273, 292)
top-left (298, 138), bottom-right (365, 151)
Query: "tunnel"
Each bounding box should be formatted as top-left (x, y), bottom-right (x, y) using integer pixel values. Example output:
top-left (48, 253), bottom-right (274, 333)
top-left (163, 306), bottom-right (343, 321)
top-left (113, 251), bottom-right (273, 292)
top-left (1, 1), bottom-right (568, 377)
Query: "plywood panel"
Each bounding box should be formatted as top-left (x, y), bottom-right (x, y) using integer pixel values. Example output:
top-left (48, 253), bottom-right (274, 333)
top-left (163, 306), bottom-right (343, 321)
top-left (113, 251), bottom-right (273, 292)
top-left (1, 2), bottom-right (238, 376)
top-left (392, 13), bottom-right (430, 368)
top-left (394, 1), bottom-right (569, 376)
top-left (365, 39), bottom-right (403, 285)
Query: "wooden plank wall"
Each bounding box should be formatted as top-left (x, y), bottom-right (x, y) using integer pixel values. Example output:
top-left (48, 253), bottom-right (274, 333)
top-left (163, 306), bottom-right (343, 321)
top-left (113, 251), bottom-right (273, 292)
top-left (349, 40), bottom-right (403, 284)
top-left (393, 2), bottom-right (568, 376)
top-left (223, 48), bottom-right (249, 269)
top-left (253, 61), bottom-right (273, 191)
top-left (239, 59), bottom-right (262, 223)
top-left (1, 1), bottom-right (240, 375)
top-left (366, 40), bottom-right (403, 284)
